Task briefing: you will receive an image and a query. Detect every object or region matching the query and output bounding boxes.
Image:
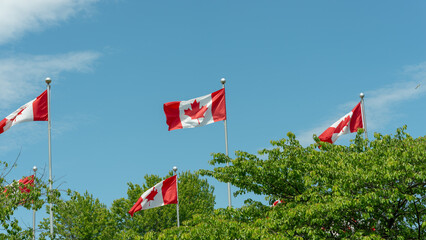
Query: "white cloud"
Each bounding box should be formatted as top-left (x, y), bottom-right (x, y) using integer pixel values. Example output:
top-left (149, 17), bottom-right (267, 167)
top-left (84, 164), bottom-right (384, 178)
top-left (296, 62), bottom-right (426, 146)
top-left (0, 51), bottom-right (100, 110)
top-left (0, 0), bottom-right (98, 45)
top-left (403, 62), bottom-right (426, 81)
top-left (364, 81), bottom-right (425, 130)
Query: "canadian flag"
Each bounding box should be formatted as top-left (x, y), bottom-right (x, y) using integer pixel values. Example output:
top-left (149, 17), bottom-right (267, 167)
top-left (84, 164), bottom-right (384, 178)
top-left (18, 175), bottom-right (35, 193)
top-left (163, 89), bottom-right (226, 131)
top-left (272, 199), bottom-right (284, 207)
top-left (128, 175), bottom-right (177, 217)
top-left (4, 175), bottom-right (35, 195)
top-left (318, 102), bottom-right (363, 144)
top-left (0, 91), bottom-right (48, 135)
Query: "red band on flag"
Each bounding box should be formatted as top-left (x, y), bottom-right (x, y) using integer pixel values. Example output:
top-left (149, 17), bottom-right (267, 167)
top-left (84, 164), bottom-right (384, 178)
top-left (162, 175), bottom-right (177, 205)
top-left (164, 101), bottom-right (182, 131)
top-left (0, 119), bottom-right (7, 134)
top-left (349, 102), bottom-right (363, 132)
top-left (128, 197), bottom-right (143, 217)
top-left (211, 88), bottom-right (226, 122)
top-left (33, 90), bottom-right (48, 121)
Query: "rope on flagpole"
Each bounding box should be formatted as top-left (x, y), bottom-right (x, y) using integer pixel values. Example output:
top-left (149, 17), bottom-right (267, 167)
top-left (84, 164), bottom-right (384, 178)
top-left (221, 78), bottom-right (232, 208)
top-left (360, 93), bottom-right (368, 141)
top-left (46, 77), bottom-right (53, 237)
top-left (173, 166), bottom-right (180, 227)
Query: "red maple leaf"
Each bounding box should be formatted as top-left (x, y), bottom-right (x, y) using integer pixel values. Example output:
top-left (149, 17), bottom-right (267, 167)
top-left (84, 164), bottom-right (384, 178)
top-left (184, 100), bottom-right (208, 124)
top-left (333, 115), bottom-right (351, 134)
top-left (11, 106), bottom-right (27, 123)
top-left (145, 187), bottom-right (158, 206)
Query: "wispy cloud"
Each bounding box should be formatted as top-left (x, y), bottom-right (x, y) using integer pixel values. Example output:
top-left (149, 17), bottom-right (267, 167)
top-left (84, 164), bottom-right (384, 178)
top-left (0, 0), bottom-right (98, 45)
top-left (297, 62), bottom-right (426, 146)
top-left (0, 112), bottom-right (100, 157)
top-left (404, 62), bottom-right (426, 81)
top-left (0, 123), bottom-right (46, 156)
top-left (0, 52), bottom-right (100, 110)
top-left (0, 1), bottom-right (102, 154)
top-left (365, 81), bottom-right (425, 130)
top-left (0, 1), bottom-right (101, 113)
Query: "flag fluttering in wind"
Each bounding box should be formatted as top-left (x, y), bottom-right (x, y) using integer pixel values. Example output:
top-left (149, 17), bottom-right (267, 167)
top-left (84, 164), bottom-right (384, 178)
top-left (0, 91), bottom-right (48, 134)
top-left (318, 102), bottom-right (364, 144)
top-left (128, 175), bottom-right (177, 217)
top-left (163, 89), bottom-right (226, 131)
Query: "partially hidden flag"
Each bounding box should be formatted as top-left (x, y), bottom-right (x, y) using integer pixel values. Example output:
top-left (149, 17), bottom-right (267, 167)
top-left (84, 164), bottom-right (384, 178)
top-left (18, 175), bottom-right (34, 193)
top-left (0, 91), bottom-right (48, 135)
top-left (4, 175), bottom-right (35, 195)
top-left (272, 199), bottom-right (284, 207)
top-left (128, 175), bottom-right (177, 217)
top-left (318, 102), bottom-right (363, 144)
top-left (163, 89), bottom-right (226, 131)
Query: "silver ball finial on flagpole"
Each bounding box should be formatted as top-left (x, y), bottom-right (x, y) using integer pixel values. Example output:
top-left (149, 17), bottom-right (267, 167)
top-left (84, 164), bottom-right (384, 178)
top-left (45, 77), bottom-right (51, 85)
top-left (173, 166), bottom-right (178, 172)
top-left (360, 92), bottom-right (364, 99)
top-left (220, 78), bottom-right (226, 85)
top-left (33, 166), bottom-right (37, 172)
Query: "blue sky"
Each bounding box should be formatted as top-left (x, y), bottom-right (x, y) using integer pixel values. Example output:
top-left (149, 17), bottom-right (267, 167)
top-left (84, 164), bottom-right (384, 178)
top-left (0, 0), bottom-right (425, 229)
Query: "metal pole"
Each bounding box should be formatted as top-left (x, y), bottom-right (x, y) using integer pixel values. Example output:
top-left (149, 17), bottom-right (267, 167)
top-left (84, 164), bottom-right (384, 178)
top-left (45, 78), bottom-right (53, 237)
top-left (360, 93), bottom-right (368, 140)
top-left (33, 166), bottom-right (37, 240)
top-left (221, 78), bottom-right (232, 208)
top-left (173, 166), bottom-right (180, 227)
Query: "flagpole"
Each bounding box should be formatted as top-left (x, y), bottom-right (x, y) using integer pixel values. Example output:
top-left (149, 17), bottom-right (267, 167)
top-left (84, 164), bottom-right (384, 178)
top-left (173, 166), bottom-right (180, 227)
top-left (46, 77), bottom-right (53, 237)
top-left (221, 78), bottom-right (232, 208)
top-left (33, 166), bottom-right (37, 240)
top-left (360, 92), bottom-right (368, 140)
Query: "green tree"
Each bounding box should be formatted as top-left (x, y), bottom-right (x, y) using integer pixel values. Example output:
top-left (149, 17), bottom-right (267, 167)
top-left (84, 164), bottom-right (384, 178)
top-left (145, 200), bottom-right (274, 240)
top-left (151, 127), bottom-right (424, 239)
top-left (0, 157), bottom-right (48, 240)
top-left (110, 170), bottom-right (215, 238)
top-left (38, 190), bottom-right (117, 240)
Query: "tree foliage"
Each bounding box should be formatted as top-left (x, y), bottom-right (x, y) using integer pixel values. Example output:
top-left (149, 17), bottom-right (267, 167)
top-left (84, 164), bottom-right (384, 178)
top-left (144, 200), bottom-right (273, 240)
top-left (38, 190), bottom-right (116, 240)
top-left (110, 171), bottom-right (215, 237)
top-left (176, 126), bottom-right (425, 239)
top-left (1, 127), bottom-right (424, 239)
top-left (35, 171), bottom-right (214, 239)
top-left (0, 158), bottom-right (48, 240)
